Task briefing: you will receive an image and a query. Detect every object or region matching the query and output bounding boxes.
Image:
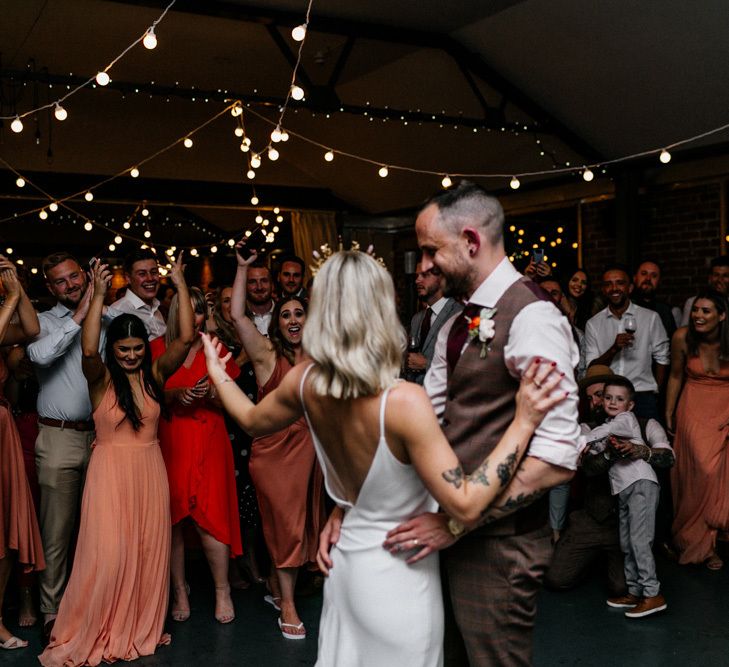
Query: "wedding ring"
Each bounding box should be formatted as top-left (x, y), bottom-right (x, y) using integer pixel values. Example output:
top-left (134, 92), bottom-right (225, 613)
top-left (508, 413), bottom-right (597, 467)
top-left (413, 539), bottom-right (419, 547)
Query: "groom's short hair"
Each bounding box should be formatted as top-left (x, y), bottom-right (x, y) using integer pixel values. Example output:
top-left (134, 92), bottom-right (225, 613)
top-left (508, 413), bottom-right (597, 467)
top-left (420, 180), bottom-right (504, 246)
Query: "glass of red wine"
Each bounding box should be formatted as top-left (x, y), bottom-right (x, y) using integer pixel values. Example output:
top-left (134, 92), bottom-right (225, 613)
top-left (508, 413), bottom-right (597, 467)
top-left (623, 316), bottom-right (637, 347)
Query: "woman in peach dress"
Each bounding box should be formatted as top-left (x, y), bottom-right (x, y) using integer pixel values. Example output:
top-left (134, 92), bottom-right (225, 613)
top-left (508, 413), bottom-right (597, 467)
top-left (666, 289), bottom-right (729, 569)
top-left (0, 257), bottom-right (43, 651)
top-left (40, 256), bottom-right (193, 666)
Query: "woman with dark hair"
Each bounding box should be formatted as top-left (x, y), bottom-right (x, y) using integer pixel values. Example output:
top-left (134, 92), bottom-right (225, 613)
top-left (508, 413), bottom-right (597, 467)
top-left (0, 258), bottom-right (42, 651)
top-left (151, 287), bottom-right (243, 624)
top-left (40, 256), bottom-right (193, 666)
top-left (562, 269), bottom-right (596, 331)
top-left (229, 243), bottom-right (324, 640)
top-left (666, 289), bottom-right (729, 569)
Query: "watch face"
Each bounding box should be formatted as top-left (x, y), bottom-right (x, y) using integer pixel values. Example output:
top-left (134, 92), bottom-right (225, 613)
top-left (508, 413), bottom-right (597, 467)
top-left (448, 518), bottom-right (466, 537)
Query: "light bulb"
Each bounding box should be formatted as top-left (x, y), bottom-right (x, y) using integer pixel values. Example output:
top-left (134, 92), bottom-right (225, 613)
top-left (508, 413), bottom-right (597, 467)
top-left (255, 215), bottom-right (263, 223)
top-left (144, 230), bottom-right (151, 238)
top-left (247, 169), bottom-right (256, 180)
top-left (441, 175), bottom-right (452, 188)
top-left (262, 219), bottom-right (269, 227)
top-left (142, 208), bottom-right (150, 217)
top-left (242, 136), bottom-right (251, 147)
top-left (268, 147), bottom-right (279, 161)
top-left (121, 221), bottom-right (130, 230)
top-left (39, 209), bottom-right (48, 220)
top-left (273, 207), bottom-right (280, 214)
top-left (84, 222), bottom-right (93, 231)
top-left (31, 267), bottom-right (38, 274)
top-left (114, 235), bottom-right (122, 244)
top-left (518, 229), bottom-right (524, 236)
top-left (11, 116), bottom-right (23, 133)
top-left (659, 149), bottom-right (671, 164)
top-left (276, 215), bottom-right (283, 223)
top-left (250, 196), bottom-right (259, 205)
top-left (16, 259), bottom-right (23, 265)
top-left (49, 202), bottom-right (58, 212)
top-left (378, 166), bottom-right (389, 178)
top-left (273, 225), bottom-right (280, 233)
top-left (108, 243), bottom-right (116, 251)
top-left (271, 127), bottom-right (282, 142)
top-left (510, 176), bottom-right (520, 190)
top-left (183, 137), bottom-right (193, 148)
top-left (539, 236), bottom-right (546, 242)
top-left (324, 150), bottom-right (334, 162)
top-left (572, 242), bottom-right (579, 249)
top-left (234, 127), bottom-right (244, 137)
top-left (557, 226), bottom-right (564, 233)
top-left (291, 85), bottom-right (304, 101)
top-left (556, 238), bottom-right (562, 244)
top-left (245, 230), bottom-right (252, 238)
top-left (190, 248), bottom-right (198, 256)
top-left (142, 28), bottom-right (157, 50)
top-left (54, 103), bottom-right (68, 121)
top-left (4, 248), bottom-right (12, 254)
top-left (130, 167), bottom-right (140, 178)
top-left (140, 244), bottom-right (148, 249)
top-left (280, 130), bottom-right (289, 142)
top-left (509, 225), bottom-right (516, 232)
top-left (210, 245), bottom-right (218, 253)
top-left (231, 105), bottom-right (242, 117)
top-left (85, 191), bottom-right (94, 201)
top-left (582, 168), bottom-right (594, 182)
top-left (251, 154), bottom-right (261, 169)
top-left (291, 24), bottom-right (306, 41)
top-left (228, 239), bottom-right (235, 247)
top-left (165, 248), bottom-right (174, 256)
top-left (240, 141), bottom-right (250, 153)
top-left (15, 177), bottom-right (25, 188)
top-left (96, 71), bottom-right (110, 86)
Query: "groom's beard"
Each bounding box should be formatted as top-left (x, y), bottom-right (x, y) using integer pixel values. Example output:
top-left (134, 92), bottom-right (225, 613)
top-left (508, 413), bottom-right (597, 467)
top-left (442, 259), bottom-right (478, 300)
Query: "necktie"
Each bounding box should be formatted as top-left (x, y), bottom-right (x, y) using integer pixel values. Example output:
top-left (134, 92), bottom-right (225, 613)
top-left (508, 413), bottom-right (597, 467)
top-left (419, 307), bottom-right (432, 345)
top-left (446, 304), bottom-right (480, 373)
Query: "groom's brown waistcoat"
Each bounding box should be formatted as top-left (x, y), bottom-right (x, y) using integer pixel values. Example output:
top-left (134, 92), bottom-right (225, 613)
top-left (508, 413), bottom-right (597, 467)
top-left (442, 276), bottom-right (550, 537)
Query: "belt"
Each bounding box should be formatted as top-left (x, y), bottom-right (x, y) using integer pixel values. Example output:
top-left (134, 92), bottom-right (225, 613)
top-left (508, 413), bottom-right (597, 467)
top-left (38, 417), bottom-right (95, 431)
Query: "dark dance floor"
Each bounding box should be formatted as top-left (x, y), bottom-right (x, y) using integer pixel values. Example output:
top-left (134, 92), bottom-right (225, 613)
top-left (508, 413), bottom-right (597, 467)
top-left (5, 551), bottom-right (729, 666)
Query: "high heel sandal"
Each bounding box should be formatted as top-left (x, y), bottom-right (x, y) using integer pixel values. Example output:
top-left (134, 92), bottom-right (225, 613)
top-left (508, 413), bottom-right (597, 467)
top-left (214, 585), bottom-right (235, 624)
top-left (170, 583), bottom-right (191, 622)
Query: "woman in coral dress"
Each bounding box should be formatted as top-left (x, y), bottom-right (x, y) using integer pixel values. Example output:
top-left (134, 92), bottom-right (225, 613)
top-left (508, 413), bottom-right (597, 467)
top-left (0, 258), bottom-right (43, 651)
top-left (40, 256), bottom-right (193, 666)
top-left (228, 244), bottom-right (324, 640)
top-left (666, 289), bottom-right (729, 569)
top-left (150, 287), bottom-right (242, 625)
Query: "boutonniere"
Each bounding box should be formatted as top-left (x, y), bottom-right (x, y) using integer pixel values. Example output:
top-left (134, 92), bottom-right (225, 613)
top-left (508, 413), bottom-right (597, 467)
top-left (467, 307), bottom-right (497, 358)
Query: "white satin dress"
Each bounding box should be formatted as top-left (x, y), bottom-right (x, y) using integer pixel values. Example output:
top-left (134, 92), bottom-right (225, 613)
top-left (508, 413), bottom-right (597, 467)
top-left (301, 375), bottom-right (444, 667)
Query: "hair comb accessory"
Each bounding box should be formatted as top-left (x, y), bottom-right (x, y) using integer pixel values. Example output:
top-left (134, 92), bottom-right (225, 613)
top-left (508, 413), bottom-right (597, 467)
top-left (310, 238), bottom-right (386, 276)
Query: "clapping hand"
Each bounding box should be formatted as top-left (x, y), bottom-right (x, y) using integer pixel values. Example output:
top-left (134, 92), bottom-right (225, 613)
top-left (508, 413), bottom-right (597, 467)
top-left (0, 261), bottom-right (21, 300)
top-left (90, 261), bottom-right (112, 297)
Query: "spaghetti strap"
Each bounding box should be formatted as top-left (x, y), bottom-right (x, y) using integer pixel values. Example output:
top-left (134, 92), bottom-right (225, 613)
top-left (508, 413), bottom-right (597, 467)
top-left (379, 386), bottom-right (392, 442)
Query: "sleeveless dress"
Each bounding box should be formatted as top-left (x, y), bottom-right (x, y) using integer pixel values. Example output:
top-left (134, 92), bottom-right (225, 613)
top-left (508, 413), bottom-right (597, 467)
top-left (151, 339), bottom-right (243, 556)
top-left (39, 382), bottom-right (171, 666)
top-left (0, 355), bottom-right (44, 571)
top-left (671, 355), bottom-right (729, 564)
top-left (300, 373), bottom-right (443, 667)
top-left (249, 356), bottom-right (324, 567)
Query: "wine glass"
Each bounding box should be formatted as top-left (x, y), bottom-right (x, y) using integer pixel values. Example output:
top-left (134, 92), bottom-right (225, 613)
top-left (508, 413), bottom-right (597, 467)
top-left (623, 315), bottom-right (637, 347)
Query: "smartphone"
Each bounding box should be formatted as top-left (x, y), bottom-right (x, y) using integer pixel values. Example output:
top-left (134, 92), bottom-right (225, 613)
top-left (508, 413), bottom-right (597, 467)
top-left (195, 374), bottom-right (209, 385)
top-left (532, 248), bottom-right (545, 264)
top-left (88, 256), bottom-right (99, 270)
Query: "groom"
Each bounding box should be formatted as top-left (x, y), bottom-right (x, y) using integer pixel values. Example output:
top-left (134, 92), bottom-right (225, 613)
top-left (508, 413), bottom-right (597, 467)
top-left (388, 181), bottom-right (581, 666)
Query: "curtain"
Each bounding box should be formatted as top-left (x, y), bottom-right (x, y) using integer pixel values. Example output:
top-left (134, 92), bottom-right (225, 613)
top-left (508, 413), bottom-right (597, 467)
top-left (291, 211), bottom-right (338, 283)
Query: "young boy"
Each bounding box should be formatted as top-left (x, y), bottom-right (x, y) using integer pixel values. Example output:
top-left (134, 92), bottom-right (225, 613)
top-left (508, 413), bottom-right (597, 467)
top-left (584, 376), bottom-right (674, 618)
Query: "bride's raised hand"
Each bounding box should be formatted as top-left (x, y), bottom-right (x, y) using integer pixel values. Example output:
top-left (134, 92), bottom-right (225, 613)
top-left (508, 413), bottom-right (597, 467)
top-left (514, 358), bottom-right (568, 429)
top-left (201, 333), bottom-right (233, 384)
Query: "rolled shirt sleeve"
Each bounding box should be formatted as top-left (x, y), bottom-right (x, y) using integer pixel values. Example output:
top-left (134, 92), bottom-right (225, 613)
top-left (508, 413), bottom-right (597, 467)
top-left (649, 312), bottom-right (670, 366)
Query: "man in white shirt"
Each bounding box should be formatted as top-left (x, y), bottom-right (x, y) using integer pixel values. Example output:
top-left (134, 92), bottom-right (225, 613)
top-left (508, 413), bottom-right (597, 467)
top-left (583, 265), bottom-right (669, 420)
top-left (246, 263), bottom-right (275, 336)
top-left (386, 181), bottom-right (581, 666)
top-left (26, 252), bottom-right (105, 636)
top-left (679, 255), bottom-right (729, 326)
top-left (404, 263), bottom-right (463, 384)
top-left (108, 249), bottom-right (166, 340)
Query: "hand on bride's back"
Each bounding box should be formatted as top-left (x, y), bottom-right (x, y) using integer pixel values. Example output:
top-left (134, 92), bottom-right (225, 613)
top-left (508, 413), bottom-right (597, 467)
top-left (515, 358), bottom-right (569, 428)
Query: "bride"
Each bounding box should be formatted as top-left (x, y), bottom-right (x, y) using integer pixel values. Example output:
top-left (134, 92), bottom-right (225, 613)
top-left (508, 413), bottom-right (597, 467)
top-left (202, 248), bottom-right (566, 666)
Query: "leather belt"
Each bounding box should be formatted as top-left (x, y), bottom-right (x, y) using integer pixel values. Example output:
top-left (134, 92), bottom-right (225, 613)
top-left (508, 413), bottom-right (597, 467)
top-left (38, 417), bottom-right (95, 431)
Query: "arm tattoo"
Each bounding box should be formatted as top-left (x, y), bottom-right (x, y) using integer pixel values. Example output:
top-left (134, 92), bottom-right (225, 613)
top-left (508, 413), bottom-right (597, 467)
top-left (496, 449), bottom-right (519, 488)
top-left (477, 488), bottom-right (547, 526)
top-left (442, 466), bottom-right (465, 489)
top-left (468, 460), bottom-right (490, 487)
top-left (649, 449), bottom-right (675, 469)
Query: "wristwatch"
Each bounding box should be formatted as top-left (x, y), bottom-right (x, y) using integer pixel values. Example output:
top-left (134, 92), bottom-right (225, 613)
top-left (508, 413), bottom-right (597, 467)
top-left (447, 517), bottom-right (467, 538)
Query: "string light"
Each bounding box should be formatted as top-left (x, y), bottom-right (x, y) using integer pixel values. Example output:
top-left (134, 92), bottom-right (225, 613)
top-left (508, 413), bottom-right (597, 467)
top-left (271, 126), bottom-right (283, 142)
top-left (49, 202), bottom-right (58, 212)
top-left (378, 165), bottom-right (389, 178)
top-left (510, 176), bottom-right (520, 189)
top-left (291, 24), bottom-right (307, 41)
top-left (84, 222), bottom-right (93, 231)
top-left (268, 147), bottom-right (279, 161)
top-left (109, 243), bottom-right (116, 251)
top-left (130, 167), bottom-right (140, 178)
top-left (183, 137), bottom-right (193, 148)
top-left (54, 103), bottom-right (68, 121)
top-left (144, 230), bottom-right (151, 238)
top-left (250, 154), bottom-right (261, 169)
top-left (96, 71), bottom-right (110, 86)
top-left (255, 215), bottom-right (263, 223)
top-left (582, 168), bottom-right (594, 182)
top-left (247, 169), bottom-right (256, 179)
top-left (240, 141), bottom-right (250, 153)
top-left (280, 130), bottom-right (289, 142)
top-left (273, 207), bottom-right (280, 214)
top-left (227, 239), bottom-right (235, 247)
top-left (5, 248), bottom-right (12, 255)
top-left (276, 215), bottom-right (283, 222)
top-left (114, 235), bottom-right (123, 244)
top-left (210, 245), bottom-right (218, 253)
top-left (84, 191), bottom-right (94, 201)
top-left (142, 207), bottom-right (149, 216)
top-left (231, 104), bottom-right (243, 117)
top-left (291, 85), bottom-right (305, 101)
top-left (16, 259), bottom-right (23, 265)
top-left (190, 248), bottom-right (198, 256)
top-left (245, 230), bottom-right (252, 238)
top-left (234, 127), bottom-right (244, 137)
top-left (39, 210), bottom-right (48, 220)
top-left (142, 27), bottom-right (157, 50)
top-left (273, 225), bottom-right (280, 233)
top-left (11, 116), bottom-right (23, 133)
top-left (324, 150), bottom-right (334, 162)
top-left (15, 177), bottom-right (25, 188)
top-left (250, 195), bottom-right (259, 205)
top-left (441, 175), bottom-right (453, 188)
top-left (31, 267), bottom-right (38, 274)
top-left (659, 149), bottom-right (671, 164)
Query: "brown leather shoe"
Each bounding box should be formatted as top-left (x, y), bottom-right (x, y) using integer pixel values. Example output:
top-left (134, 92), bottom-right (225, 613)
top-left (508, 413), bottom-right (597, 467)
top-left (625, 594), bottom-right (667, 618)
top-left (606, 593), bottom-right (641, 608)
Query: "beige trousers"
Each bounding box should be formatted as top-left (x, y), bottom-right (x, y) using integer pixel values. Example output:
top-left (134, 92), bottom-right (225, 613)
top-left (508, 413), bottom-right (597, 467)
top-left (35, 423), bottom-right (93, 614)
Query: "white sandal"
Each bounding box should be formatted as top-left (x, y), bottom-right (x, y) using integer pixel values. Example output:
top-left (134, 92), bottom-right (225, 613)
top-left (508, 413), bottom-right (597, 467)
top-left (278, 617), bottom-right (306, 640)
top-left (0, 619), bottom-right (28, 650)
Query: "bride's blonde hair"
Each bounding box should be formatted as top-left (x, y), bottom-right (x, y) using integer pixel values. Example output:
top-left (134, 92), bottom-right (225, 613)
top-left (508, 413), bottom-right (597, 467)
top-left (303, 250), bottom-right (406, 399)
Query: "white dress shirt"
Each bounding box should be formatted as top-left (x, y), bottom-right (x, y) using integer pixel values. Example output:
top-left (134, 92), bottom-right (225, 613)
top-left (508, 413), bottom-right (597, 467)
top-left (108, 290), bottom-right (166, 340)
top-left (583, 411), bottom-right (672, 495)
top-left (250, 303), bottom-right (274, 336)
top-left (583, 301), bottom-right (669, 393)
top-left (424, 257), bottom-right (582, 471)
top-left (26, 304), bottom-right (108, 421)
top-left (680, 295), bottom-right (696, 328)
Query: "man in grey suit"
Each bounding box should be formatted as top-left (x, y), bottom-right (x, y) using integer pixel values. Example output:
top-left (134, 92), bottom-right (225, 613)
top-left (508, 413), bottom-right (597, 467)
top-left (404, 262), bottom-right (463, 384)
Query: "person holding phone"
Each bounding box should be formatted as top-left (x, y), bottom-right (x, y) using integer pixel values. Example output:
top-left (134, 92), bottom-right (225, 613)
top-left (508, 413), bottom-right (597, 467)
top-left (524, 247), bottom-right (551, 280)
top-left (150, 287), bottom-right (243, 624)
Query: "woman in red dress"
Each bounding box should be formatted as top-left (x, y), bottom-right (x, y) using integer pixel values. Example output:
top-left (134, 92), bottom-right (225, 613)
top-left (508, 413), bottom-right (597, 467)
top-left (151, 287), bottom-right (242, 624)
